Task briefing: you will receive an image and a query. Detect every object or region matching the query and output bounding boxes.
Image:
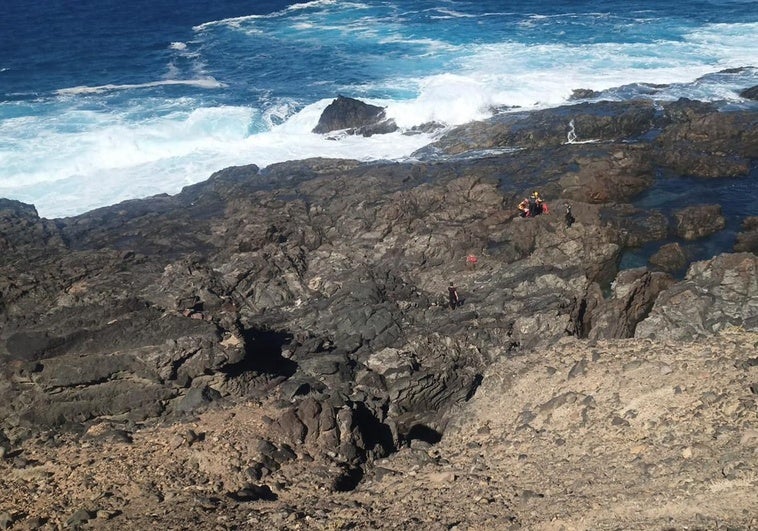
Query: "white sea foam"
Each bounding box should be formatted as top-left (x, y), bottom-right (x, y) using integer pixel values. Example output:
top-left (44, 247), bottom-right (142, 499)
top-left (56, 78), bottom-right (226, 95)
top-left (3, 3), bottom-right (757, 219)
top-left (430, 8), bottom-right (477, 19)
top-left (0, 99), bottom-right (434, 218)
top-left (442, 36), bottom-right (756, 109)
top-left (384, 74), bottom-right (494, 127)
top-left (193, 0), bottom-right (361, 31)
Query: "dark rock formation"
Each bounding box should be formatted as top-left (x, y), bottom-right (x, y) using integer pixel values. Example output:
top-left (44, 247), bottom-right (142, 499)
top-left (734, 216), bottom-right (758, 253)
top-left (635, 253), bottom-right (758, 340)
top-left (559, 144), bottom-right (654, 204)
top-left (0, 199), bottom-right (65, 254)
top-left (313, 95), bottom-right (398, 136)
top-left (649, 242), bottom-right (689, 273)
top-left (583, 268), bottom-right (676, 340)
top-left (418, 100), bottom-right (661, 156)
top-left (740, 84), bottom-right (758, 100)
top-left (1, 97), bottom-right (757, 488)
top-left (569, 88), bottom-right (601, 100)
top-left (674, 204), bottom-right (726, 240)
top-left (653, 103), bottom-right (757, 177)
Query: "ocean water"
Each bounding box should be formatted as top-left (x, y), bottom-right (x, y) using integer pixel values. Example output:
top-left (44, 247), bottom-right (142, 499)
top-left (1, 0), bottom-right (757, 218)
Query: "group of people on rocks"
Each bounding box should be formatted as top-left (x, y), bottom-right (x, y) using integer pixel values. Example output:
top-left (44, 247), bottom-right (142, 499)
top-left (448, 191), bottom-right (580, 309)
top-left (518, 190), bottom-right (548, 218)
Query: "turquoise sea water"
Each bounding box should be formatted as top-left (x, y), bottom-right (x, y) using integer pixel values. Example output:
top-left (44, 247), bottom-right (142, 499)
top-left (1, 0), bottom-right (757, 217)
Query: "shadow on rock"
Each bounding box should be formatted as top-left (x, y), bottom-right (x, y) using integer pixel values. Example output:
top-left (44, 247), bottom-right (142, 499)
top-left (223, 327), bottom-right (298, 379)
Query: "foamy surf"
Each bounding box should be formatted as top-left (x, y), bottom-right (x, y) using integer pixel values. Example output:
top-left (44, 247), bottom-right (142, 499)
top-left (55, 78), bottom-right (226, 96)
top-left (0, 98), bottom-right (436, 218)
top-left (1, 0), bottom-right (757, 218)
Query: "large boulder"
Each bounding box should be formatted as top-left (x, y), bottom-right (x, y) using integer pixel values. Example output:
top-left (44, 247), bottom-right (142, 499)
top-left (312, 96), bottom-right (398, 136)
top-left (0, 199), bottom-right (64, 252)
top-left (584, 268), bottom-right (676, 340)
top-left (674, 204), bottom-right (726, 240)
top-left (559, 144), bottom-right (654, 203)
top-left (635, 253), bottom-right (758, 340)
top-left (739, 84), bottom-right (758, 100)
top-left (649, 242), bottom-right (689, 273)
top-left (734, 216), bottom-right (758, 253)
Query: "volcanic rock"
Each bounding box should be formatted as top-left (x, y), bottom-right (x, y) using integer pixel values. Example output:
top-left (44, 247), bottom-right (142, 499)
top-left (0, 95), bottom-right (757, 530)
top-left (312, 95), bottom-right (398, 136)
top-left (674, 204), bottom-right (726, 240)
top-left (653, 103), bottom-right (757, 177)
top-left (635, 252), bottom-right (758, 340)
top-left (419, 99), bottom-right (661, 156)
top-left (583, 268), bottom-right (676, 339)
top-left (740, 84), bottom-right (758, 100)
top-left (649, 242), bottom-right (689, 273)
top-left (734, 216), bottom-right (758, 253)
top-left (569, 88), bottom-right (601, 100)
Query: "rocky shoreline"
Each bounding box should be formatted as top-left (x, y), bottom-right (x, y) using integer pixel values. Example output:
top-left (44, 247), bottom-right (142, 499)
top-left (1, 94), bottom-right (757, 529)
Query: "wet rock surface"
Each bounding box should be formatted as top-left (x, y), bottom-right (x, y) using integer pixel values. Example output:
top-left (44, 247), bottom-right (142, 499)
top-left (0, 97), bottom-right (756, 529)
top-left (674, 204), bottom-right (726, 240)
top-left (735, 216), bottom-right (758, 253)
top-left (312, 95), bottom-right (398, 136)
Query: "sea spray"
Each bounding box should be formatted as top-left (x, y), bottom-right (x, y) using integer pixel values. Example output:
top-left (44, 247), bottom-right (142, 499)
top-left (1, 0), bottom-right (756, 218)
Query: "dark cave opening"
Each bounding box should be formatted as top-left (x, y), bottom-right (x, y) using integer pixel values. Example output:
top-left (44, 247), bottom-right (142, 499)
top-left (222, 327), bottom-right (298, 379)
top-left (332, 466), bottom-right (365, 492)
top-left (405, 424), bottom-right (443, 445)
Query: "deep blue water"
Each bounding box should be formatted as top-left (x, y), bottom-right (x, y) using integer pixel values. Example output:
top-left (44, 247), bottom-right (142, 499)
top-left (1, 0), bottom-right (757, 217)
top-left (619, 166), bottom-right (758, 272)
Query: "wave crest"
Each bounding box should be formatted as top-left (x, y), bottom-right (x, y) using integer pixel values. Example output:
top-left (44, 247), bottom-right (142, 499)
top-left (56, 78), bottom-right (226, 96)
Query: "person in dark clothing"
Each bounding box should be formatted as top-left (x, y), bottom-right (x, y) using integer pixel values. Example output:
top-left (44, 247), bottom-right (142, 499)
top-left (448, 282), bottom-right (459, 309)
top-left (518, 191), bottom-right (547, 217)
top-left (565, 203), bottom-right (575, 227)
top-left (529, 191), bottom-right (545, 216)
top-left (528, 194), bottom-right (539, 217)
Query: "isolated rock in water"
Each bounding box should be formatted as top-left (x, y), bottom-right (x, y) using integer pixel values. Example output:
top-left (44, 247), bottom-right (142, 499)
top-left (740, 84), bottom-right (758, 100)
top-left (569, 88), bottom-right (601, 100)
top-left (674, 204), bottom-right (726, 240)
top-left (313, 95), bottom-right (398, 136)
top-left (649, 242), bottom-right (689, 273)
top-left (734, 216), bottom-right (758, 253)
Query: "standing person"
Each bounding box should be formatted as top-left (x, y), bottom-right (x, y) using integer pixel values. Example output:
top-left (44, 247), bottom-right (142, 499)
top-left (448, 282), bottom-right (459, 309)
top-left (529, 191), bottom-right (545, 216)
top-left (565, 203), bottom-right (575, 227)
